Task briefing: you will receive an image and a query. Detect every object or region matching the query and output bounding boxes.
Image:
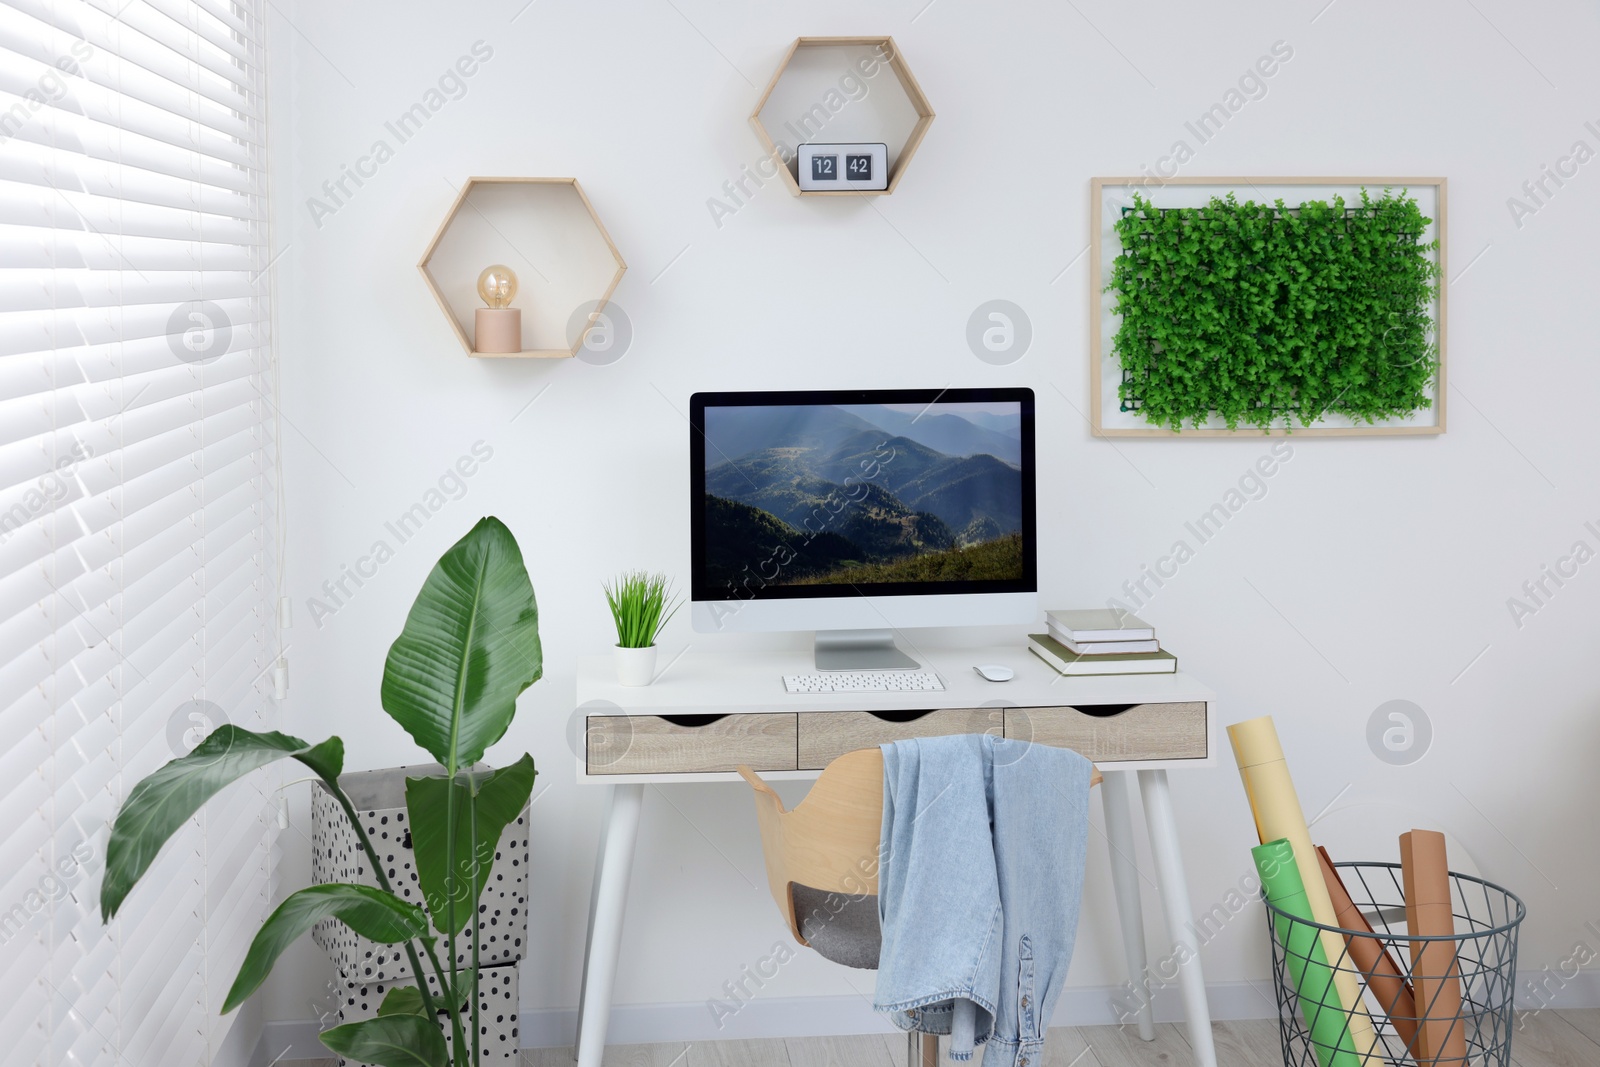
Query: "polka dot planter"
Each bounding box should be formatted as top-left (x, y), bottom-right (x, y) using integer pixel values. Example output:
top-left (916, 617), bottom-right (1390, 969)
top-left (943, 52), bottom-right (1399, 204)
top-left (311, 764), bottom-right (529, 982)
top-left (333, 961), bottom-right (520, 1067)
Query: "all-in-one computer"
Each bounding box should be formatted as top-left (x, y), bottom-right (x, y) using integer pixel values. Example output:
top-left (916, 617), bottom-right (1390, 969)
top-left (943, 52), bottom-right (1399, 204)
top-left (689, 388), bottom-right (1037, 683)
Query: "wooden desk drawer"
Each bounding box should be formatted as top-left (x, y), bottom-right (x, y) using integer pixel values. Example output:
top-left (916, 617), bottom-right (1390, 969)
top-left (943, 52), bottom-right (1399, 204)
top-left (586, 713), bottom-right (798, 775)
top-left (1005, 703), bottom-right (1207, 762)
top-left (797, 708), bottom-right (1005, 770)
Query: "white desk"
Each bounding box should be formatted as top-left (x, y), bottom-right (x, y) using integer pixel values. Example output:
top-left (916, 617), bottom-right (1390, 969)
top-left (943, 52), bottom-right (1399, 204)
top-left (572, 646), bottom-right (1219, 1067)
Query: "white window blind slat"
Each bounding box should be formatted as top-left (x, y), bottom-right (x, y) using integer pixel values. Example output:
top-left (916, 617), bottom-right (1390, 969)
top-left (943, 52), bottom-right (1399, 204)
top-left (0, 946), bottom-right (51, 1017)
top-left (0, 451), bottom-right (265, 607)
top-left (0, 267), bottom-right (264, 317)
top-left (1, 94), bottom-right (261, 173)
top-left (1, 306), bottom-right (266, 367)
top-left (182, 0), bottom-right (248, 37)
top-left (49, 1001), bottom-right (120, 1067)
top-left (1, 336), bottom-right (268, 415)
top-left (123, 965), bottom-right (205, 1065)
top-left (191, 613), bottom-right (269, 697)
top-left (0, 188), bottom-right (261, 248)
top-left (44, 753), bottom-right (119, 839)
top-left (101, 0), bottom-right (259, 77)
top-left (108, 817), bottom-right (202, 928)
top-left (0, 224), bottom-right (263, 274)
top-left (0, 784), bottom-right (50, 877)
top-left (0, 470), bottom-right (267, 681)
top-left (121, 869), bottom-right (204, 965)
top-left (122, 486), bottom-right (264, 596)
top-left (206, 574), bottom-right (268, 656)
top-left (207, 869), bottom-right (271, 951)
top-left (118, 559), bottom-right (266, 681)
top-left (208, 816), bottom-right (270, 916)
top-left (0, 383), bottom-right (261, 504)
top-left (2, 1), bottom-right (280, 1063)
top-left (0, 39), bottom-right (263, 143)
top-left (0, 732), bottom-right (49, 825)
top-left (206, 805), bottom-right (273, 881)
top-left (0, 117), bottom-right (259, 199)
top-left (0, 171), bottom-right (265, 225)
top-left (14, 0), bottom-right (261, 91)
top-left (0, 948), bottom-right (52, 1034)
top-left (0, 876), bottom-right (56, 958)
top-left (139, 0), bottom-right (254, 58)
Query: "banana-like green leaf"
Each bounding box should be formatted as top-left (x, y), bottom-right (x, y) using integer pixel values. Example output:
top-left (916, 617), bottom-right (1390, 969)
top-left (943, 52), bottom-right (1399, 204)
top-left (223, 885), bottom-right (429, 1012)
top-left (321, 1013), bottom-right (448, 1067)
top-left (101, 727), bottom-right (345, 920)
top-left (377, 985), bottom-right (427, 1018)
top-left (406, 755), bottom-right (536, 935)
top-left (380, 517), bottom-right (542, 772)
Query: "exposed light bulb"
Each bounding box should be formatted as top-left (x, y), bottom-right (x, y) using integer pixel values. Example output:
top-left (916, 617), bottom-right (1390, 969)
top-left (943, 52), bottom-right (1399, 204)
top-left (477, 264), bottom-right (519, 309)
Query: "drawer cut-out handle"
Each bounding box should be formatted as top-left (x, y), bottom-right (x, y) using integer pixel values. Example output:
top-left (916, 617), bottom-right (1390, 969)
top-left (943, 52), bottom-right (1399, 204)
top-left (1071, 704), bottom-right (1139, 718)
top-left (657, 714), bottom-right (729, 728)
top-left (866, 710), bottom-right (938, 724)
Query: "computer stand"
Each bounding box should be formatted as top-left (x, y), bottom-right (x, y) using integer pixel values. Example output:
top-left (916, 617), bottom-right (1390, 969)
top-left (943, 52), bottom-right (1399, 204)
top-left (813, 628), bottom-right (920, 671)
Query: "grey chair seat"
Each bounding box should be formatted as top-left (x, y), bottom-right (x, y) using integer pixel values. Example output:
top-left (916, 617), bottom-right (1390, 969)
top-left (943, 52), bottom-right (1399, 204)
top-left (792, 884), bottom-right (882, 970)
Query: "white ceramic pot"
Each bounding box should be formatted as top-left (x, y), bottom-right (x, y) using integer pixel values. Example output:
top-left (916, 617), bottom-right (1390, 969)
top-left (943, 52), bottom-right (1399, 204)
top-left (614, 644), bottom-right (658, 687)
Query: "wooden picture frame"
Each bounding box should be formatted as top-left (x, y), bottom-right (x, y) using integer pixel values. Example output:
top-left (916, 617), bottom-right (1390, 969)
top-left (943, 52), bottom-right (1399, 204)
top-left (1089, 176), bottom-right (1448, 437)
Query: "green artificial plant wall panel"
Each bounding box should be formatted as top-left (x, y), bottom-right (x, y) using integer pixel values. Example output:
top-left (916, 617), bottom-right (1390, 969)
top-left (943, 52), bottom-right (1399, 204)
top-left (1090, 178), bottom-right (1447, 438)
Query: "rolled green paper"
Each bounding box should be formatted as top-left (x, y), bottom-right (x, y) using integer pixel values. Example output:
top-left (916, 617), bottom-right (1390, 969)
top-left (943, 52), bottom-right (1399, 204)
top-left (1254, 838), bottom-right (1363, 1067)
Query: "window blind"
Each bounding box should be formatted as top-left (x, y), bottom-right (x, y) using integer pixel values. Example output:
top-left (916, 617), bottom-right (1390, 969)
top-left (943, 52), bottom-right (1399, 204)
top-left (0, 1), bottom-right (280, 1064)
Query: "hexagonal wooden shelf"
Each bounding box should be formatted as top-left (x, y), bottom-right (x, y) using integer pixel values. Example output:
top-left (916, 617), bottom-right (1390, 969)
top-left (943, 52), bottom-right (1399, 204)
top-left (418, 177), bottom-right (626, 359)
top-left (750, 36), bottom-right (934, 197)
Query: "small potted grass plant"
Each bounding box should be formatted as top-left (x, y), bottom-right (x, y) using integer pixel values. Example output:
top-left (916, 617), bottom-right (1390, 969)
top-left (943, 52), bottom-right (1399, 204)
top-left (605, 571), bottom-right (681, 686)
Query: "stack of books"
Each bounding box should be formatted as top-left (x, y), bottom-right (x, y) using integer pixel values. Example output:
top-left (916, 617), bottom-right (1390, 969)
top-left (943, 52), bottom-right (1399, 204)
top-left (1029, 609), bottom-right (1177, 675)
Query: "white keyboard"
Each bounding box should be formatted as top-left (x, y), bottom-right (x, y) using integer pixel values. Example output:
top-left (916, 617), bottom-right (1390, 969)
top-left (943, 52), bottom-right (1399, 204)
top-left (782, 670), bottom-right (946, 694)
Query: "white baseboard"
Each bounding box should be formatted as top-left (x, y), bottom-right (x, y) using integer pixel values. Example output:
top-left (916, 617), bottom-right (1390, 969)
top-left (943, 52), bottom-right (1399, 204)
top-left (253, 971), bottom-right (1600, 1060)
top-left (1515, 966), bottom-right (1600, 1014)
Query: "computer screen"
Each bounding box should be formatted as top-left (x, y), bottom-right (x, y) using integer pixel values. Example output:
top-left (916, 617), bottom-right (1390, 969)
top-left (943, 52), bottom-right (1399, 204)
top-left (690, 388), bottom-right (1037, 611)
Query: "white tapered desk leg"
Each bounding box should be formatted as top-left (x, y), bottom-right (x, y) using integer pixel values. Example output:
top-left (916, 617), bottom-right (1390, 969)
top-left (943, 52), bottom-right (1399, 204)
top-left (574, 783), bottom-right (644, 1067)
top-left (573, 784), bottom-right (618, 1059)
top-left (1137, 769), bottom-right (1216, 1067)
top-left (1101, 770), bottom-right (1157, 1041)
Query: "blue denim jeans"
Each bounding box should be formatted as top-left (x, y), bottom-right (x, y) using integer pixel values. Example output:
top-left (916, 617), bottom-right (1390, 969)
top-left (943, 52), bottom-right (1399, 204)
top-left (875, 734), bottom-right (1093, 1066)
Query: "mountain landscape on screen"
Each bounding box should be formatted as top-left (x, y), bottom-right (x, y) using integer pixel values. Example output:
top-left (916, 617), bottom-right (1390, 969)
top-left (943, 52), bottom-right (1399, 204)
top-left (702, 403), bottom-right (1025, 589)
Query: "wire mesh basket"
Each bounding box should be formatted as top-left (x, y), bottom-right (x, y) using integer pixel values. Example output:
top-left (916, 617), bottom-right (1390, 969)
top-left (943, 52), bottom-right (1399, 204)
top-left (1264, 861), bottom-right (1525, 1067)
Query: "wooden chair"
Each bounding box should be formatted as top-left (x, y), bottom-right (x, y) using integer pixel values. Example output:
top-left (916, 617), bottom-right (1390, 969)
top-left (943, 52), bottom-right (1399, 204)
top-left (737, 747), bottom-right (1101, 1066)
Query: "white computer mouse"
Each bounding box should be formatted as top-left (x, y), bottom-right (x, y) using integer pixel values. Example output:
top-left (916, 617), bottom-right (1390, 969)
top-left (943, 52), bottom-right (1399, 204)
top-left (974, 664), bottom-right (1014, 682)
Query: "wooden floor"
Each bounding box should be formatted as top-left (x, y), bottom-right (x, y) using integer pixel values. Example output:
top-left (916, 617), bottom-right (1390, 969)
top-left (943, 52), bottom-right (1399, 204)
top-left (292, 1009), bottom-right (1600, 1066)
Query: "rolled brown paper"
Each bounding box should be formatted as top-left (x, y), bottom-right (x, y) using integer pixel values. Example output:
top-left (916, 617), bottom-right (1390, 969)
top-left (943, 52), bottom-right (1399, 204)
top-left (1400, 830), bottom-right (1468, 1066)
top-left (1317, 846), bottom-right (1418, 1050)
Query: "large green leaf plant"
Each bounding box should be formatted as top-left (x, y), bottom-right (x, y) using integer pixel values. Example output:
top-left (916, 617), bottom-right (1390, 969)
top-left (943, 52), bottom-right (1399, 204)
top-left (100, 517), bottom-right (544, 1067)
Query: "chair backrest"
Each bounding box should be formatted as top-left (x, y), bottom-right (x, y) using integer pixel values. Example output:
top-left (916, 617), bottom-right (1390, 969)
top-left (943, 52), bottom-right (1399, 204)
top-left (737, 748), bottom-right (884, 945)
top-left (737, 745), bottom-right (1102, 946)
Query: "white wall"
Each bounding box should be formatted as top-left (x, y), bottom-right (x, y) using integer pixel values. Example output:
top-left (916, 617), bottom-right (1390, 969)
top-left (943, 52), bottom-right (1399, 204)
top-left (262, 0), bottom-right (1600, 1042)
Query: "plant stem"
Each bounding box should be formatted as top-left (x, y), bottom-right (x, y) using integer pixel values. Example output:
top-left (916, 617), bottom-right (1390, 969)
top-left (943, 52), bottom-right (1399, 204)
top-left (327, 781), bottom-right (450, 1044)
top-left (420, 928), bottom-right (466, 1064)
top-left (470, 790), bottom-right (482, 1067)
top-left (443, 770), bottom-right (469, 1063)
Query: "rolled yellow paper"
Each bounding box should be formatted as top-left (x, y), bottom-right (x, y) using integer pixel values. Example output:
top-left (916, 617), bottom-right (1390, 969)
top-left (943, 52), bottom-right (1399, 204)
top-left (1229, 716), bottom-right (1381, 1062)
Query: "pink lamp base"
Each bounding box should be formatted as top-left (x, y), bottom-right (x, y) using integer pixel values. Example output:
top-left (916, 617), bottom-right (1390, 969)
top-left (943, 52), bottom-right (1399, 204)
top-left (474, 308), bottom-right (522, 354)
